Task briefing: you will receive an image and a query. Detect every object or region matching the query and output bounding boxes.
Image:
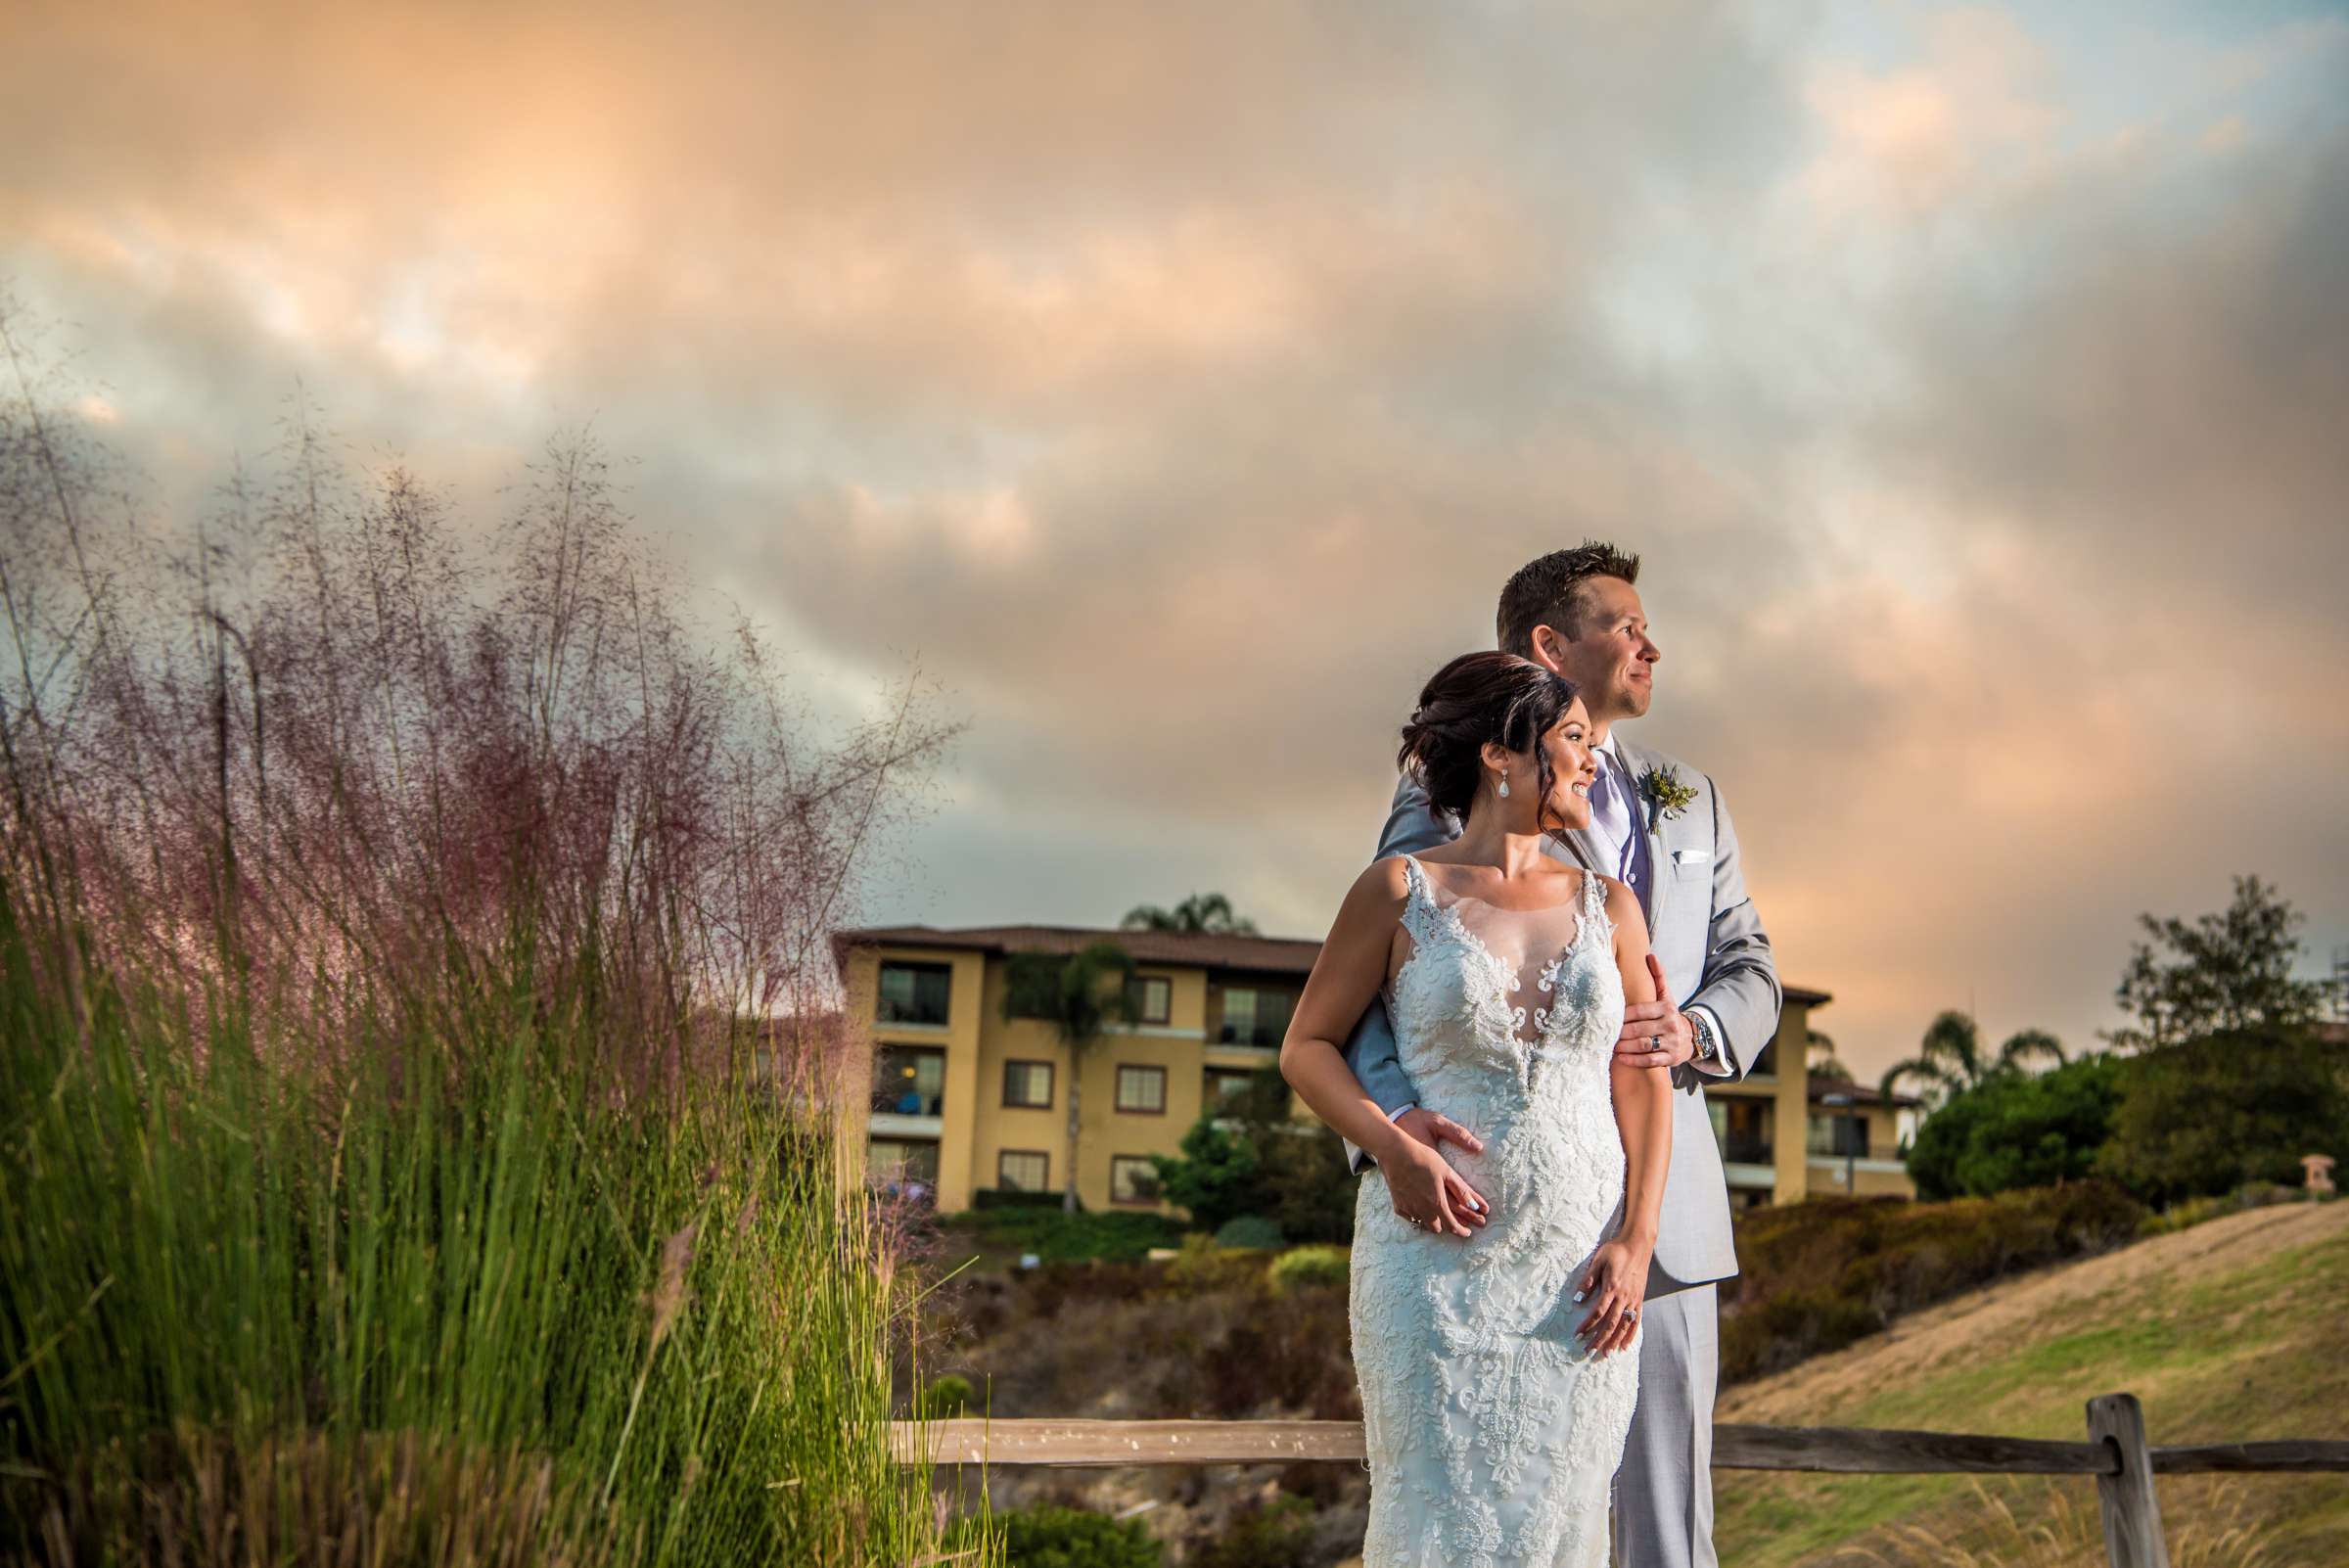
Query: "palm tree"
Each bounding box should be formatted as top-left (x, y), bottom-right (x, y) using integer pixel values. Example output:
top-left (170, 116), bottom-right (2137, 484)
top-left (1001, 941), bottom-right (1142, 1213)
top-left (1807, 1029), bottom-right (1856, 1084)
top-left (1121, 893), bottom-right (1260, 936)
top-left (1879, 1010), bottom-right (2067, 1109)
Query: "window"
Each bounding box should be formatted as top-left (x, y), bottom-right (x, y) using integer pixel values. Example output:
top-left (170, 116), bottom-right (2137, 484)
top-left (1716, 1099), bottom-right (1772, 1165)
top-left (1127, 975), bottom-right (1172, 1025)
top-left (1114, 1063), bottom-right (1167, 1113)
top-left (1217, 986), bottom-right (1295, 1046)
top-left (1808, 1113), bottom-right (1869, 1158)
top-left (877, 961), bottom-right (952, 1026)
top-left (1204, 1067), bottom-right (1259, 1107)
top-left (1110, 1155), bottom-right (1162, 1205)
top-left (997, 1149), bottom-right (1049, 1191)
top-left (871, 1045), bottom-right (945, 1116)
top-left (867, 1137), bottom-right (940, 1185)
top-left (1115, 1063), bottom-right (1168, 1114)
top-left (1748, 1037), bottom-right (1778, 1078)
top-left (1002, 1059), bottom-right (1054, 1109)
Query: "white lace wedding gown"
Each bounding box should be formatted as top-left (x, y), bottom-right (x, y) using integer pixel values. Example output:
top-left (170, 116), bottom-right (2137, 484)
top-left (1350, 853), bottom-right (1638, 1568)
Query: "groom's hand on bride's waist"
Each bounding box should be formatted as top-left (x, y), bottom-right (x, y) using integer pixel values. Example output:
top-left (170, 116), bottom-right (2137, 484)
top-left (1614, 952), bottom-right (1695, 1069)
top-left (1382, 1109), bottom-right (1492, 1236)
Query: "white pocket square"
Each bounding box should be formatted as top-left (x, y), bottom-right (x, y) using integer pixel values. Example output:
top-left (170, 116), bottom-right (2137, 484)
top-left (1672, 849), bottom-right (1712, 865)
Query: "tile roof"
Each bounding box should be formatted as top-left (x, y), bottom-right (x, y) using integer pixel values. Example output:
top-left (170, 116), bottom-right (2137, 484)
top-left (833, 923), bottom-right (1327, 976)
top-left (836, 921), bottom-right (1835, 1006)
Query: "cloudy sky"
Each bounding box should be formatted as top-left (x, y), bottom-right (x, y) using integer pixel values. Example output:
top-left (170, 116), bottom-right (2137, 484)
top-left (7, 0), bottom-right (2345, 1078)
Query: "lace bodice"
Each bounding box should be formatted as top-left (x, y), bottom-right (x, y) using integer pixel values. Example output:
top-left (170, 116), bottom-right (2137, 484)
top-left (1347, 852), bottom-right (1638, 1568)
top-left (1385, 853), bottom-right (1621, 1111)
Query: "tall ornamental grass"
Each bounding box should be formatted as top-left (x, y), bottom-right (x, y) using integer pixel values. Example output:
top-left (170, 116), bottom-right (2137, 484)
top-left (0, 295), bottom-right (991, 1565)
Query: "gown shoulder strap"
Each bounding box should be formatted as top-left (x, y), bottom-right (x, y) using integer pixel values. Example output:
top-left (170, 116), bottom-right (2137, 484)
top-left (1394, 853), bottom-right (1445, 948)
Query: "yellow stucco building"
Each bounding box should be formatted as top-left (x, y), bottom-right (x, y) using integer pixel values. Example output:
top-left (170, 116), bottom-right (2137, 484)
top-left (831, 920), bottom-right (1915, 1213)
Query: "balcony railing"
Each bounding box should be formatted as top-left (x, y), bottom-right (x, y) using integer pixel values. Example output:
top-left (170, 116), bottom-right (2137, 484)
top-left (1807, 1141), bottom-right (1905, 1163)
top-left (1720, 1132), bottom-right (1773, 1166)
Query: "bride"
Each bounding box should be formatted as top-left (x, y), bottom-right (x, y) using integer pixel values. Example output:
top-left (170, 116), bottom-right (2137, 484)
top-left (1280, 651), bottom-right (1674, 1568)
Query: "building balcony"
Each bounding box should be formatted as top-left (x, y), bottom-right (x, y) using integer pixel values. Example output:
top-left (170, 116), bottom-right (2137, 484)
top-left (871, 1042), bottom-right (945, 1131)
top-left (1720, 1132), bottom-right (1774, 1166)
top-left (1806, 1140), bottom-right (1905, 1163)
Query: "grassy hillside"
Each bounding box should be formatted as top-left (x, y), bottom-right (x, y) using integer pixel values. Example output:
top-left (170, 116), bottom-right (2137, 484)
top-left (1714, 1201), bottom-right (2349, 1567)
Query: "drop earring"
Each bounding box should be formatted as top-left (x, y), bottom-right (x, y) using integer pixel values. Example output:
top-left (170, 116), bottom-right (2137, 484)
top-left (1497, 772), bottom-right (1510, 798)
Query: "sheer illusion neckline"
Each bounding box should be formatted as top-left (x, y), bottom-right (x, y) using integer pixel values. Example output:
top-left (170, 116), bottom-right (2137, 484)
top-left (1390, 853), bottom-right (1609, 1047)
top-left (1397, 852), bottom-right (1593, 917)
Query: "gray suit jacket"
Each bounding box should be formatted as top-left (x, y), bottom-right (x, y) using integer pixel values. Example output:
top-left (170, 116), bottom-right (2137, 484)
top-left (1339, 734), bottom-right (1782, 1295)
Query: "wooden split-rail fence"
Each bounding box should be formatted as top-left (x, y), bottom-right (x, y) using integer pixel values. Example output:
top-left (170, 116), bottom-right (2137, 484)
top-left (891, 1394), bottom-right (2349, 1568)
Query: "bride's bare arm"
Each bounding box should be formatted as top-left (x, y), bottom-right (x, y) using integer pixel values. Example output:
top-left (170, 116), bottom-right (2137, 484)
top-left (1282, 857), bottom-right (1489, 1237)
top-left (1281, 857), bottom-right (1417, 1165)
top-left (1580, 874), bottom-right (1672, 1355)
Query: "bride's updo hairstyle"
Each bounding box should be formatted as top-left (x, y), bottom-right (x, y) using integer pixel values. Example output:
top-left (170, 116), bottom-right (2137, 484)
top-left (1397, 652), bottom-right (1582, 843)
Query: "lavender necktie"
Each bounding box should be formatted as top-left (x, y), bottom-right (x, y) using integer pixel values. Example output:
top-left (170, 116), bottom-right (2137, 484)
top-left (1589, 751), bottom-right (1636, 881)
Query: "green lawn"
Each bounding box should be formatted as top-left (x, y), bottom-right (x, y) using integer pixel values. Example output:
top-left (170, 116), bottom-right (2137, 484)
top-left (1713, 1205), bottom-right (2349, 1566)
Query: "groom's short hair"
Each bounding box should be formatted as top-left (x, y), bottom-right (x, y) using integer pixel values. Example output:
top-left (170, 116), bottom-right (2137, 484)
top-left (1497, 542), bottom-right (1641, 658)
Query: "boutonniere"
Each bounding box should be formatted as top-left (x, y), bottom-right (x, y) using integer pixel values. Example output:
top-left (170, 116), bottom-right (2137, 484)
top-left (1636, 763), bottom-right (1698, 831)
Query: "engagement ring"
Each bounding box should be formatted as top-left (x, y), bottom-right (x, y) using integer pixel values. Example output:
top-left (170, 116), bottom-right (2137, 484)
top-left (1648, 1034), bottom-right (1663, 1052)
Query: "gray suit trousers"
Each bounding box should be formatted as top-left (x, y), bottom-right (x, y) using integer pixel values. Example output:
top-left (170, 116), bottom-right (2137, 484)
top-left (1611, 1282), bottom-right (1719, 1568)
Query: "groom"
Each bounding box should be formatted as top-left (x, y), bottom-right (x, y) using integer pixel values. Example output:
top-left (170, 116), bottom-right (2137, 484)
top-left (1339, 541), bottom-right (1781, 1568)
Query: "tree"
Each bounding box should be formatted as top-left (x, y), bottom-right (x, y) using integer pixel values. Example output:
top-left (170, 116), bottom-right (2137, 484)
top-left (2095, 1024), bottom-right (2349, 1205)
top-left (1146, 1067), bottom-right (1357, 1243)
top-left (1001, 941), bottom-right (1140, 1213)
top-left (1878, 1010), bottom-right (2067, 1110)
top-left (1806, 1028), bottom-right (1855, 1084)
top-left (2107, 875), bottom-right (2336, 1051)
top-left (1902, 1055), bottom-right (2124, 1200)
top-left (1121, 893), bottom-right (1261, 936)
top-left (1148, 1118), bottom-right (1260, 1232)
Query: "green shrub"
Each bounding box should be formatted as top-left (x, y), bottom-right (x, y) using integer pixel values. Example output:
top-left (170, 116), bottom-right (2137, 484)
top-left (935, 1208), bottom-right (1189, 1265)
top-left (916, 1373), bottom-right (974, 1418)
top-left (1192, 1495), bottom-right (1316, 1568)
top-left (974, 1502), bottom-right (1162, 1568)
top-left (1267, 1244), bottom-right (1350, 1295)
top-left (1720, 1182), bottom-right (2146, 1383)
top-left (2138, 1177), bottom-right (2307, 1237)
top-left (1214, 1215), bottom-right (1285, 1251)
top-left (1254, 1123), bottom-right (1359, 1244)
top-left (971, 1188), bottom-right (1071, 1211)
top-left (1164, 1231), bottom-right (1266, 1295)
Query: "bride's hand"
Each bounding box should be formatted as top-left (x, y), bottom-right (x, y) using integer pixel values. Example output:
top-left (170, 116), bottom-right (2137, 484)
top-left (1378, 1130), bottom-right (1490, 1237)
top-left (1574, 1234), bottom-right (1654, 1357)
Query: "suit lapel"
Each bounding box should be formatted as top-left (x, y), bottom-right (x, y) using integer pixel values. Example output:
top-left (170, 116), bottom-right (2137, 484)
top-left (1550, 824), bottom-right (1602, 875)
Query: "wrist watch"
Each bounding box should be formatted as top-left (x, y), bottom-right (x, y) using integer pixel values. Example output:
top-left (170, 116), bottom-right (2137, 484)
top-left (1688, 1009), bottom-right (1721, 1066)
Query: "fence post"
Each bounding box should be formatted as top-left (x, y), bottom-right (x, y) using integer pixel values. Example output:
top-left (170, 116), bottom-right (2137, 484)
top-left (2087, 1393), bottom-right (2170, 1568)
